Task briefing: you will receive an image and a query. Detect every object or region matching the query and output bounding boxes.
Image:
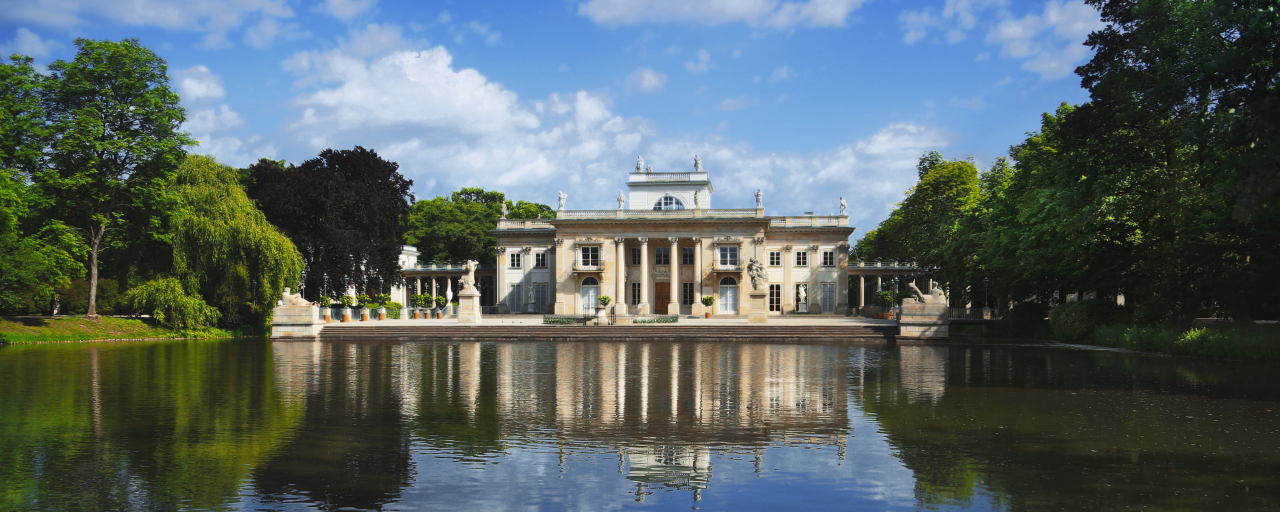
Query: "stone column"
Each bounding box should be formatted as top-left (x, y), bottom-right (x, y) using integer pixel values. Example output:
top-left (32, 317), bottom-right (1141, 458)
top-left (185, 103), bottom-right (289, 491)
top-left (858, 275), bottom-right (866, 308)
top-left (668, 237), bottom-right (680, 316)
top-left (691, 238), bottom-right (704, 317)
top-left (495, 248), bottom-right (508, 314)
top-left (638, 238), bottom-right (650, 315)
top-left (876, 275), bottom-right (881, 292)
top-left (614, 238), bottom-right (626, 317)
top-left (782, 245), bottom-right (793, 314)
top-left (522, 246), bottom-right (533, 313)
top-left (836, 243), bottom-right (850, 315)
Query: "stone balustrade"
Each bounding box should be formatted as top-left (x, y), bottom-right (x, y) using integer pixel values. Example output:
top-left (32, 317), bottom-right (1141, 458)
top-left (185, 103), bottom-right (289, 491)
top-left (769, 216), bottom-right (847, 227)
top-left (496, 219), bottom-right (554, 229)
top-left (555, 208), bottom-right (759, 220)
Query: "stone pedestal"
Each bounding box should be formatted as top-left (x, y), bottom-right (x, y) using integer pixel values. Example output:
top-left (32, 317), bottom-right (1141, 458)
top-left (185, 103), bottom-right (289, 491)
top-left (747, 290), bottom-right (768, 324)
top-left (691, 302), bottom-right (704, 317)
top-left (899, 302), bottom-right (949, 339)
top-left (271, 305), bottom-right (325, 339)
top-left (457, 289), bottom-right (482, 324)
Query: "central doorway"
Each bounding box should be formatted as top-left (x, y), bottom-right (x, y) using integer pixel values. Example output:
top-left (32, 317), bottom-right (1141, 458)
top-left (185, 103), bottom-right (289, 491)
top-left (719, 276), bottom-right (738, 315)
top-left (654, 282), bottom-right (670, 314)
top-left (581, 276), bottom-right (599, 314)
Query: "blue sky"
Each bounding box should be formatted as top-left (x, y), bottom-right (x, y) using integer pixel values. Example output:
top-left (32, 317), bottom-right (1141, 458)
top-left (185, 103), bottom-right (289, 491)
top-left (1, 0), bottom-right (1102, 238)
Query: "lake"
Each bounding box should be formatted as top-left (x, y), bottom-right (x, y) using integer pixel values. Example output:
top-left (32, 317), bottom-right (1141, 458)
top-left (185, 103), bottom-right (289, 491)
top-left (2, 339), bottom-right (1278, 511)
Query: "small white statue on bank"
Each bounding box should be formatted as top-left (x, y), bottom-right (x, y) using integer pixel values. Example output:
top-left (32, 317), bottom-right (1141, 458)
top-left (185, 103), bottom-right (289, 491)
top-left (557, 191), bottom-right (566, 210)
top-left (755, 189), bottom-right (763, 208)
top-left (617, 190), bottom-right (626, 210)
top-left (694, 154), bottom-right (702, 173)
top-left (839, 196), bottom-right (846, 216)
top-left (635, 155), bottom-right (644, 174)
top-left (908, 282), bottom-right (947, 304)
top-left (280, 287), bottom-right (312, 306)
top-left (460, 260), bottom-right (479, 293)
top-left (798, 284), bottom-right (807, 304)
top-left (526, 285), bottom-right (535, 308)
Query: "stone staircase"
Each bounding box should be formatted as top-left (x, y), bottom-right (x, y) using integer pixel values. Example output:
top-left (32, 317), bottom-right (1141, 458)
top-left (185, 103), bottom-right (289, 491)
top-left (317, 324), bottom-right (899, 342)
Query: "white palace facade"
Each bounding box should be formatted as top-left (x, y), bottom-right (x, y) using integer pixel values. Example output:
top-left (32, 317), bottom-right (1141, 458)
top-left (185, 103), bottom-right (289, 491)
top-left (491, 157), bottom-right (856, 317)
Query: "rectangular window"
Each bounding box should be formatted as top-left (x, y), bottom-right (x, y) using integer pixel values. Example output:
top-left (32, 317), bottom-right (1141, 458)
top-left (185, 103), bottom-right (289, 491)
top-left (631, 248), bottom-right (640, 265)
top-left (510, 252), bottom-right (522, 268)
top-left (718, 246), bottom-right (739, 265)
top-left (795, 251), bottom-right (808, 266)
top-left (535, 252), bottom-right (547, 268)
top-left (655, 247), bottom-right (670, 265)
top-left (534, 282), bottom-right (548, 313)
top-left (822, 251), bottom-right (835, 266)
top-left (510, 283), bottom-right (523, 311)
top-left (682, 282), bottom-right (695, 305)
top-left (681, 247), bottom-right (695, 265)
top-left (769, 284), bottom-right (781, 312)
top-left (631, 282), bottom-right (641, 305)
top-left (581, 246), bottom-right (599, 267)
top-left (821, 283), bottom-right (836, 313)
top-left (769, 251), bottom-right (781, 266)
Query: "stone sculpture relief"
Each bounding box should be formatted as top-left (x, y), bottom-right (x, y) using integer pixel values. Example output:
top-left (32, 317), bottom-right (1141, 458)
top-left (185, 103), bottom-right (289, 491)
top-left (693, 189), bottom-right (700, 208)
top-left (747, 258), bottom-right (767, 291)
top-left (908, 282), bottom-right (947, 304)
top-left (280, 287), bottom-right (312, 306)
top-left (557, 191), bottom-right (566, 210)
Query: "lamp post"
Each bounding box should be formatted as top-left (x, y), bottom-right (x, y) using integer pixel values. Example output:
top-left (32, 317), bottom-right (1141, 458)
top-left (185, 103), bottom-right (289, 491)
top-left (984, 277), bottom-right (989, 309)
top-left (323, 272), bottom-right (328, 298)
top-left (252, 280), bottom-right (256, 306)
top-left (300, 270), bottom-right (307, 298)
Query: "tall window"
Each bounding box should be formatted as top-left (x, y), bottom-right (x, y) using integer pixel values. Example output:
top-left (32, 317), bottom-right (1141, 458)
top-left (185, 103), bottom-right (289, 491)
top-left (822, 251), bottom-right (835, 266)
top-left (652, 195), bottom-right (685, 210)
top-left (510, 253), bottom-right (522, 268)
top-left (769, 284), bottom-right (781, 312)
top-left (795, 251), bottom-right (808, 266)
top-left (821, 283), bottom-right (836, 313)
top-left (581, 246), bottom-right (599, 267)
top-left (769, 251), bottom-right (781, 266)
top-left (682, 282), bottom-right (695, 305)
top-left (534, 282), bottom-right (548, 313)
top-left (631, 248), bottom-right (641, 265)
top-left (535, 252), bottom-right (547, 268)
top-left (655, 247), bottom-right (670, 265)
top-left (631, 282), bottom-right (641, 305)
top-left (681, 247), bottom-right (695, 265)
top-left (719, 246), bottom-right (739, 266)
top-left (510, 283), bottom-right (523, 311)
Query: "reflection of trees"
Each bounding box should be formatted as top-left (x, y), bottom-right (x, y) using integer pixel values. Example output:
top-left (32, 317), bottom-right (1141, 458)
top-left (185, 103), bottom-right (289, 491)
top-left (860, 345), bottom-right (1280, 511)
top-left (0, 340), bottom-right (304, 511)
top-left (254, 342), bottom-right (415, 510)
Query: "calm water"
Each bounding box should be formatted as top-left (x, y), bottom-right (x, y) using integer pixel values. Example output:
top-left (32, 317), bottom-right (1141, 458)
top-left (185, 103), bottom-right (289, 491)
top-left (2, 339), bottom-right (1279, 511)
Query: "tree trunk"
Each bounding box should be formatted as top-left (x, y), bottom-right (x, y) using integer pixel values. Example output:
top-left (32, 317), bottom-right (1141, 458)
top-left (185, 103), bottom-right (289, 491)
top-left (86, 226), bottom-right (103, 319)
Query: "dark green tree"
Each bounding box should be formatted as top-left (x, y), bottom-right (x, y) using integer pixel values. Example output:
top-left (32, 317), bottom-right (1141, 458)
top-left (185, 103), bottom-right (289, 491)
top-left (403, 188), bottom-right (555, 265)
top-left (247, 147), bottom-right (413, 300)
top-left (35, 39), bottom-right (192, 318)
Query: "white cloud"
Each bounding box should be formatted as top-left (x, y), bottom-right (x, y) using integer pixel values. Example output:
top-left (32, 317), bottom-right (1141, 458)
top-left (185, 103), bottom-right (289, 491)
top-left (317, 0), bottom-right (376, 20)
top-left (994, 75), bottom-right (1012, 86)
top-left (278, 39), bottom-right (952, 229)
top-left (719, 97), bottom-right (758, 111)
top-left (949, 96), bottom-right (986, 109)
top-left (174, 65), bottom-right (226, 101)
top-left (461, 21), bottom-right (501, 45)
top-left (184, 105), bottom-right (275, 167)
top-left (243, 17), bottom-right (309, 48)
top-left (578, 0), bottom-right (869, 29)
top-left (185, 104), bottom-right (245, 133)
top-left (685, 49), bottom-right (711, 73)
top-left (0, 28), bottom-right (60, 58)
top-left (4, 0), bottom-right (295, 47)
top-left (985, 0), bottom-right (1103, 79)
top-left (768, 66), bottom-right (793, 81)
top-left (627, 67), bottom-right (667, 93)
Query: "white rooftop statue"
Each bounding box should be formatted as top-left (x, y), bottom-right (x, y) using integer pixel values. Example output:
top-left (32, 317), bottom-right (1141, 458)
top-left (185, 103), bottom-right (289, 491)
top-left (694, 154), bottom-right (702, 173)
top-left (617, 190), bottom-right (626, 209)
top-left (840, 196), bottom-right (846, 216)
top-left (755, 189), bottom-right (763, 208)
top-left (557, 191), bottom-right (566, 210)
top-left (635, 155), bottom-right (644, 174)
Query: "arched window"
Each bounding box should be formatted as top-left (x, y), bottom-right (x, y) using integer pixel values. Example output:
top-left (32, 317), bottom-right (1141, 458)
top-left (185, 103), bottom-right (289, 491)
top-left (652, 195), bottom-right (685, 210)
top-left (719, 276), bottom-right (737, 286)
top-left (718, 276), bottom-right (738, 314)
top-left (581, 276), bottom-right (600, 313)
top-left (582, 277), bottom-right (599, 286)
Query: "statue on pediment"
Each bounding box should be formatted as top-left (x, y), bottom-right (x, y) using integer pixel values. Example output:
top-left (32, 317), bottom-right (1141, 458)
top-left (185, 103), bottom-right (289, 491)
top-left (747, 258), bottom-right (767, 291)
top-left (694, 154), bottom-right (702, 173)
top-left (557, 191), bottom-right (566, 210)
top-left (617, 190), bottom-right (626, 209)
top-left (635, 155), bottom-right (644, 173)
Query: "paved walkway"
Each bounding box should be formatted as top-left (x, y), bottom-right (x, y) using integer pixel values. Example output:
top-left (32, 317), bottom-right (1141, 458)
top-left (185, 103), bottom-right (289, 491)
top-left (333, 315), bottom-right (897, 327)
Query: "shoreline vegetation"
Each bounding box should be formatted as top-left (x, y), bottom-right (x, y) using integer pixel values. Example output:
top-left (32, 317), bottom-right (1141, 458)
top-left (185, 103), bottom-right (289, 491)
top-left (0, 316), bottom-right (257, 344)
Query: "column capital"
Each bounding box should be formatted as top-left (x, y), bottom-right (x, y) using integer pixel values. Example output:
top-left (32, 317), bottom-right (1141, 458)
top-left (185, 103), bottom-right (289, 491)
top-left (690, 237), bottom-right (702, 245)
top-left (809, 244), bottom-right (820, 253)
top-left (553, 238), bottom-right (564, 246)
top-left (782, 244), bottom-right (793, 252)
top-left (638, 237), bottom-right (649, 245)
top-left (496, 246), bottom-right (508, 253)
top-left (751, 237), bottom-right (766, 245)
top-left (667, 237), bottom-right (679, 245)
top-left (614, 237), bottom-right (626, 246)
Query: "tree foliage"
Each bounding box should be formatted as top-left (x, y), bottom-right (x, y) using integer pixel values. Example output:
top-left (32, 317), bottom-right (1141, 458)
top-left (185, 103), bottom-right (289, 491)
top-left (169, 155), bottom-right (304, 327)
top-left (247, 147), bottom-right (413, 301)
top-left (125, 277), bottom-right (220, 330)
top-left (35, 39), bottom-right (191, 317)
top-left (404, 188), bottom-right (554, 265)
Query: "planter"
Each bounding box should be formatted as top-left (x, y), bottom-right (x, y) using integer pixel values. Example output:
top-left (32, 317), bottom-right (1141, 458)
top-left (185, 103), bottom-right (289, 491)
top-left (323, 308), bottom-right (332, 323)
top-left (880, 312), bottom-right (892, 320)
top-left (436, 311), bottom-right (443, 319)
top-left (377, 307), bottom-right (387, 321)
top-left (705, 312), bottom-right (711, 319)
top-left (341, 307), bottom-right (351, 322)
top-left (360, 308), bottom-right (369, 321)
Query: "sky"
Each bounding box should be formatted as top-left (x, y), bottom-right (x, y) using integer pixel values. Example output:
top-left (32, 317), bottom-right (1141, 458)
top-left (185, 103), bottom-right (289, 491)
top-left (1, 0), bottom-right (1103, 239)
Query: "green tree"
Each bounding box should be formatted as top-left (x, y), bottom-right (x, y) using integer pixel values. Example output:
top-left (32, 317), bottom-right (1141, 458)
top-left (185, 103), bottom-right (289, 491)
top-left (35, 39), bottom-right (192, 318)
top-left (855, 151), bottom-right (980, 270)
top-left (169, 155), bottom-right (304, 327)
top-left (0, 57), bottom-right (86, 313)
top-left (405, 188), bottom-right (553, 265)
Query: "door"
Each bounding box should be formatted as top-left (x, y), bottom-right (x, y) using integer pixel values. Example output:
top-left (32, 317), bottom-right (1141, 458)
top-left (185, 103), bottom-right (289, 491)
top-left (581, 277), bottom-right (599, 314)
top-left (655, 282), bottom-right (670, 314)
top-left (822, 283), bottom-right (836, 313)
top-left (719, 277), bottom-right (738, 314)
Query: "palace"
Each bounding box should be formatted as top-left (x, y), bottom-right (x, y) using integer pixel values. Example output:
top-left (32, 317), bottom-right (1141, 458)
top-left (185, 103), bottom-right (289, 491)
top-left (490, 156), bottom-right (856, 317)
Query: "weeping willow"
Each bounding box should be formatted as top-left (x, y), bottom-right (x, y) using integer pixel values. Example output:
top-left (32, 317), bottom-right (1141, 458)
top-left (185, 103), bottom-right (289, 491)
top-left (168, 155), bottom-right (304, 328)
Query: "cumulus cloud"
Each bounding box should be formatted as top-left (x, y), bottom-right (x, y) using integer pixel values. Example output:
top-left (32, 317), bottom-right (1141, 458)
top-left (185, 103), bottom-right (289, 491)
top-left (174, 65), bottom-right (226, 101)
top-left (899, 0), bottom-right (1007, 44)
top-left (627, 67), bottom-right (667, 93)
top-left (317, 0), bottom-right (377, 20)
top-left (0, 28), bottom-right (60, 58)
top-left (243, 17), bottom-right (309, 48)
top-left (4, 0), bottom-right (296, 47)
top-left (985, 0), bottom-right (1103, 79)
top-left (578, 0), bottom-right (869, 29)
top-left (685, 49), bottom-right (711, 73)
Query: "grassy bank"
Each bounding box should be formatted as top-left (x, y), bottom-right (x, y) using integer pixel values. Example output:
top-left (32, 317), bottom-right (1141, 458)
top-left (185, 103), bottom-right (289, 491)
top-left (0, 316), bottom-right (249, 344)
top-left (1089, 324), bottom-right (1280, 362)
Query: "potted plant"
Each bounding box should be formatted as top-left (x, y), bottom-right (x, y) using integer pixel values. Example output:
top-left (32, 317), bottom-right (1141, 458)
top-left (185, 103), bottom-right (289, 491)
top-left (340, 294), bottom-right (355, 322)
top-left (357, 293), bottom-right (372, 321)
top-left (435, 295), bottom-right (447, 318)
top-left (701, 296), bottom-right (715, 318)
top-left (318, 296), bottom-right (333, 323)
top-left (598, 296), bottom-right (612, 321)
top-left (874, 291), bottom-right (895, 319)
top-left (451, 299), bottom-right (459, 315)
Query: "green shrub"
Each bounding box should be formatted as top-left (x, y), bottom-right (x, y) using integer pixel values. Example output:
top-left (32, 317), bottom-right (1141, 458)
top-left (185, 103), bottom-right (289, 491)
top-left (356, 293), bottom-right (372, 308)
top-left (543, 317), bottom-right (577, 325)
top-left (435, 295), bottom-right (447, 308)
top-left (598, 295), bottom-right (612, 307)
top-left (633, 315), bottom-right (678, 324)
top-left (701, 296), bottom-right (716, 307)
top-left (874, 291), bottom-right (895, 308)
top-left (339, 295), bottom-right (355, 308)
top-left (318, 296), bottom-right (332, 307)
top-left (125, 277), bottom-right (220, 330)
top-left (1050, 299), bottom-right (1125, 342)
top-left (384, 301), bottom-right (403, 319)
top-left (1091, 324), bottom-right (1280, 361)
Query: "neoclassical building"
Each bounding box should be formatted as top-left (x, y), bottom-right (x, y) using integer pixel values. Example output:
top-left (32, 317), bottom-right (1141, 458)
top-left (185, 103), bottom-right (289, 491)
top-left (492, 157), bottom-right (856, 316)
